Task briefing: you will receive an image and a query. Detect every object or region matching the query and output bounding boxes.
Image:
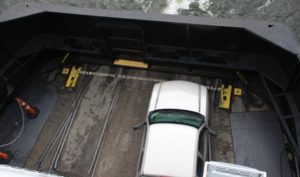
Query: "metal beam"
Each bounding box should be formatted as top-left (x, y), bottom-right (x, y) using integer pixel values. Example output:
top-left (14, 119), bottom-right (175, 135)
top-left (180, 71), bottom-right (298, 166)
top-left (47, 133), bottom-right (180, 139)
top-left (261, 74), bottom-right (300, 163)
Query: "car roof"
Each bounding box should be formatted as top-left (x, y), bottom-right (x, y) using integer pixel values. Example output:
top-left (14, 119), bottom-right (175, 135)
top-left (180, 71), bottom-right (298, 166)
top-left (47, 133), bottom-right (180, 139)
top-left (148, 80), bottom-right (208, 117)
top-left (142, 123), bottom-right (199, 177)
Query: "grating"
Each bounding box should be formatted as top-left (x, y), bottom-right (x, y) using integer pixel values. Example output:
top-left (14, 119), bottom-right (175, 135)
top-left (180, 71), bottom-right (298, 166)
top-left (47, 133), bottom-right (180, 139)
top-left (204, 161), bottom-right (266, 177)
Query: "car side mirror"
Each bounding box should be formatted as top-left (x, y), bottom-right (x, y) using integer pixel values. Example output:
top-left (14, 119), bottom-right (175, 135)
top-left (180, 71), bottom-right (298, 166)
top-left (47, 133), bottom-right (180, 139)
top-left (205, 125), bottom-right (217, 136)
top-left (133, 121), bottom-right (146, 131)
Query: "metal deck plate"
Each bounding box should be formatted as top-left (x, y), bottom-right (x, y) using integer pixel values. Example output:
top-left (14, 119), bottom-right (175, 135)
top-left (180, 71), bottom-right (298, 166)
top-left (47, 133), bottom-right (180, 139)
top-left (230, 111), bottom-right (292, 177)
top-left (3, 77), bottom-right (57, 167)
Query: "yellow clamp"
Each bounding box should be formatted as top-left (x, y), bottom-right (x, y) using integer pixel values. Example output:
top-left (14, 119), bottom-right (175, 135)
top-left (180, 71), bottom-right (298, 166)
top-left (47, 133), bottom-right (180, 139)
top-left (65, 66), bottom-right (81, 88)
top-left (219, 84), bottom-right (232, 109)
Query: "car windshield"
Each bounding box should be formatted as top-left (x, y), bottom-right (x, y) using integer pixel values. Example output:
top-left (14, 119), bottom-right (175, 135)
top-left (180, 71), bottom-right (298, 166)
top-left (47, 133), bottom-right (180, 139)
top-left (148, 109), bottom-right (205, 128)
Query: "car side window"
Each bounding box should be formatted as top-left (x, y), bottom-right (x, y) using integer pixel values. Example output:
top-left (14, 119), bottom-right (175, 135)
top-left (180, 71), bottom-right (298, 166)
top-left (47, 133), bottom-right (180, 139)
top-left (196, 157), bottom-right (204, 176)
top-left (137, 126), bottom-right (147, 174)
top-left (198, 128), bottom-right (206, 156)
top-left (138, 152), bottom-right (144, 173)
top-left (197, 128), bottom-right (206, 176)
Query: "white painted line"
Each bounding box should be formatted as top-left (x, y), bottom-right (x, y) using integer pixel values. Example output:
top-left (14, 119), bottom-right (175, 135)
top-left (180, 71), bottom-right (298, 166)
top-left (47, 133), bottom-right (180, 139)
top-left (80, 70), bottom-right (221, 90)
top-left (80, 70), bottom-right (166, 83)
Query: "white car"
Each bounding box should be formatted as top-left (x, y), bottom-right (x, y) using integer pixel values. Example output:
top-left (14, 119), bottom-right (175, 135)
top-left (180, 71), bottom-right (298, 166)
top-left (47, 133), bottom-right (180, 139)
top-left (136, 80), bottom-right (210, 177)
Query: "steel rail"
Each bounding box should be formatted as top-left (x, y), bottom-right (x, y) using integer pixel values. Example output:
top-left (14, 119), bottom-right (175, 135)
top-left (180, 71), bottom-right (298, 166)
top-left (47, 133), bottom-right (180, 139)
top-left (34, 116), bottom-right (69, 169)
top-left (88, 68), bottom-right (126, 177)
top-left (51, 71), bottom-right (93, 170)
top-left (34, 65), bottom-right (90, 170)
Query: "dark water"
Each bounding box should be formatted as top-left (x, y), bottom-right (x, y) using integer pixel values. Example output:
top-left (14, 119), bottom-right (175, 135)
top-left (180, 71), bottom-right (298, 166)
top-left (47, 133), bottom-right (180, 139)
top-left (0, 0), bottom-right (299, 45)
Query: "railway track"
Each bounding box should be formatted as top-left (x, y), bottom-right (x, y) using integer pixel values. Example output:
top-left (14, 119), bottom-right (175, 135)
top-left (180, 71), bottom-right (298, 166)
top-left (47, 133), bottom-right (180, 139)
top-left (32, 66), bottom-right (127, 176)
top-left (29, 65), bottom-right (230, 177)
top-left (33, 64), bottom-right (94, 172)
top-left (88, 68), bottom-right (126, 177)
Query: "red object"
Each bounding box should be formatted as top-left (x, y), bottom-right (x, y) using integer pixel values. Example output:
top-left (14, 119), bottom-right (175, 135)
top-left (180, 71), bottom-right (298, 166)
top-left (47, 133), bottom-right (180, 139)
top-left (0, 151), bottom-right (12, 164)
top-left (0, 152), bottom-right (8, 160)
top-left (15, 97), bottom-right (39, 118)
